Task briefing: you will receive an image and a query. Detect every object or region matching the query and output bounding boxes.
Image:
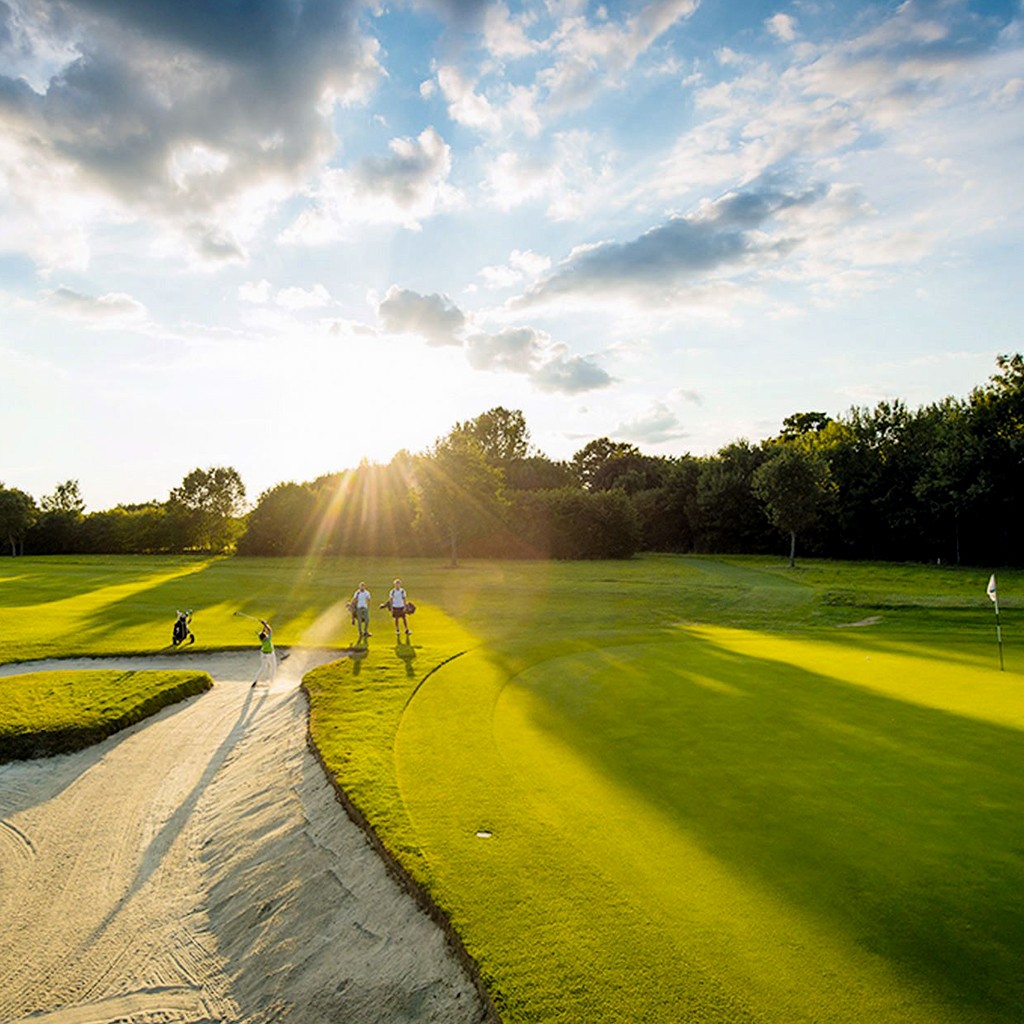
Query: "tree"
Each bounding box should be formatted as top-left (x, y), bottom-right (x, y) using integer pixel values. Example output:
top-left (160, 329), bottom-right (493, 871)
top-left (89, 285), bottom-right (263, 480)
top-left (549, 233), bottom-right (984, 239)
top-left (693, 441), bottom-right (772, 553)
top-left (32, 479), bottom-right (86, 553)
top-left (966, 353), bottom-right (1024, 564)
top-left (573, 436), bottom-right (651, 491)
top-left (752, 445), bottom-right (834, 567)
top-left (453, 407), bottom-right (532, 464)
top-left (307, 460), bottom-right (420, 556)
top-left (169, 466), bottom-right (246, 551)
top-left (779, 411), bottom-right (832, 441)
top-left (510, 487), bottom-right (639, 559)
top-left (237, 482), bottom-right (317, 556)
top-left (912, 398), bottom-right (980, 565)
top-left (503, 455), bottom-right (576, 491)
top-left (78, 503), bottom-right (173, 554)
top-left (413, 433), bottom-right (507, 566)
top-left (40, 479), bottom-right (85, 514)
top-left (0, 485), bottom-right (38, 556)
top-left (632, 456), bottom-right (700, 552)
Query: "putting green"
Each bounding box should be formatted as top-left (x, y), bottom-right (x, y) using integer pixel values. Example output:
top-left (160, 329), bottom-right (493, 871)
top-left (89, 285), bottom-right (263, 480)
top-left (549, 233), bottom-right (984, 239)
top-left (393, 621), bottom-right (1024, 1023)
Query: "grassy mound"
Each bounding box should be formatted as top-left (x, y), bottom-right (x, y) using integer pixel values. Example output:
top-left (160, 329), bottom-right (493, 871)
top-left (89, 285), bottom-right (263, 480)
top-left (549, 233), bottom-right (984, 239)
top-left (0, 668), bottom-right (213, 761)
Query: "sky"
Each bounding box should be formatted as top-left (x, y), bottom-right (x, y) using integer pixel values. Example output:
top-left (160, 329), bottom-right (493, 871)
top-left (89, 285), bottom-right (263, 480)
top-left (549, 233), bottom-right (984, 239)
top-left (2, 0), bottom-right (1023, 511)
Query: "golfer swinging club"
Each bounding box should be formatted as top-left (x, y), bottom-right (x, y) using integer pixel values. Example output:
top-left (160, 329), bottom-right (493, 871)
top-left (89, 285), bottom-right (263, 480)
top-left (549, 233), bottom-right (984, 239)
top-left (251, 619), bottom-right (275, 688)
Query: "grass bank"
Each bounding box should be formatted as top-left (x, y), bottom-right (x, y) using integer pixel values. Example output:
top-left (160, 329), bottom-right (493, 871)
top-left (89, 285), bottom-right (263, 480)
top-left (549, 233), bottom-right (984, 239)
top-left (0, 668), bottom-right (213, 761)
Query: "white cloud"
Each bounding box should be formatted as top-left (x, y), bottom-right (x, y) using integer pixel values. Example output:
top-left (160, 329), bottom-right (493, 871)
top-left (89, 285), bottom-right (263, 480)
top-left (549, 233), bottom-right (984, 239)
top-left (239, 279), bottom-right (273, 304)
top-left (282, 127), bottom-right (461, 239)
top-left (276, 284), bottom-right (333, 310)
top-left (437, 65), bottom-right (503, 133)
top-left (376, 285), bottom-right (612, 392)
top-left (466, 326), bottom-right (542, 372)
top-left (478, 248), bottom-right (553, 288)
top-left (530, 346), bottom-right (613, 393)
top-left (541, 0), bottom-right (699, 112)
top-left (614, 401), bottom-right (688, 444)
top-left (467, 326), bottom-right (612, 392)
top-left (766, 13), bottom-right (798, 43)
top-left (435, 65), bottom-right (542, 137)
top-left (479, 264), bottom-right (523, 289)
top-left (483, 2), bottom-right (541, 60)
top-left (483, 130), bottom-right (616, 218)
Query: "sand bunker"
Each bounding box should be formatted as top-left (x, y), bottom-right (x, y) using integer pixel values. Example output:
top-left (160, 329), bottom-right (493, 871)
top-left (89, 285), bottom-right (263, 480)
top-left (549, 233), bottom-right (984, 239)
top-left (0, 650), bottom-right (487, 1024)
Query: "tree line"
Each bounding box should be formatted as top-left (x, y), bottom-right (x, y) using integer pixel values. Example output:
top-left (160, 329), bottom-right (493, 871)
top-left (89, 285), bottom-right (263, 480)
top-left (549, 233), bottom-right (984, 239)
top-left (3, 354), bottom-right (1023, 566)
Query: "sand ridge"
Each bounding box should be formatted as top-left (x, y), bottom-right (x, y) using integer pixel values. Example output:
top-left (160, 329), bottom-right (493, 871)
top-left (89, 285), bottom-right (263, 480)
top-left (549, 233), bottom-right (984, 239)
top-left (0, 650), bottom-right (488, 1024)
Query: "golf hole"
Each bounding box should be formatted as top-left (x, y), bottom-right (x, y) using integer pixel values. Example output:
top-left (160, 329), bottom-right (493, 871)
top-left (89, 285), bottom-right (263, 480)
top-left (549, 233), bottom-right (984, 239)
top-left (476, 830), bottom-right (493, 839)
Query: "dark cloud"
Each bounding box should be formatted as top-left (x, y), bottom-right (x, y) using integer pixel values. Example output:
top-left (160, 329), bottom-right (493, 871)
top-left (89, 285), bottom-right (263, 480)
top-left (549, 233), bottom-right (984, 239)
top-left (66, 0), bottom-right (353, 65)
top-left (188, 225), bottom-right (247, 264)
top-left (353, 128), bottom-right (451, 208)
top-left (465, 326), bottom-right (540, 373)
top-left (46, 284), bottom-right (146, 320)
top-left (378, 286), bottom-right (465, 346)
top-left (530, 352), bottom-right (612, 394)
top-left (0, 0), bottom-right (376, 244)
top-left (0, 2), bottom-right (13, 49)
top-left (415, 0), bottom-right (491, 30)
top-left (466, 325), bottom-right (612, 393)
top-left (709, 182), bottom-right (826, 227)
top-left (518, 180), bottom-right (824, 305)
top-left (379, 286), bottom-right (612, 393)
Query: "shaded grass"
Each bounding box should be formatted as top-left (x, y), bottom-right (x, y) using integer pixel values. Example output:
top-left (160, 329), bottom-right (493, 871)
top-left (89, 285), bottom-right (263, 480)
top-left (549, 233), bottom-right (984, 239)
top-left (497, 631), bottom-right (1024, 1021)
top-left (0, 668), bottom-right (213, 761)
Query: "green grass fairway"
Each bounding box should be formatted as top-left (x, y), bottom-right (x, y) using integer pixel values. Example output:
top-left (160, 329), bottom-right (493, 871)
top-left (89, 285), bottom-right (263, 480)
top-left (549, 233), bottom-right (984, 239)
top-left (304, 556), bottom-right (1024, 1024)
top-left (0, 668), bottom-right (213, 761)
top-left (2, 554), bottom-right (1022, 1021)
top-left (0, 554), bottom-right (371, 663)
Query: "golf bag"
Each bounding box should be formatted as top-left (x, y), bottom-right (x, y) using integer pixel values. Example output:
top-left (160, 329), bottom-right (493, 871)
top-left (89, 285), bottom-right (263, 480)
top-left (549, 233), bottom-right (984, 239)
top-left (172, 610), bottom-right (195, 647)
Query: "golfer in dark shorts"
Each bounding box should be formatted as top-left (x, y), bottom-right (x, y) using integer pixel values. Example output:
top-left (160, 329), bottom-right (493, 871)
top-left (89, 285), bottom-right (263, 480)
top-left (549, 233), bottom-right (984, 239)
top-left (389, 578), bottom-right (411, 636)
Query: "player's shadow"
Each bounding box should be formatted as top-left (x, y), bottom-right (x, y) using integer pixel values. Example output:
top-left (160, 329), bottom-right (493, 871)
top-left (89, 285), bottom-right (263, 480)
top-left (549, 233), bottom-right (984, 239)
top-left (395, 639), bottom-right (416, 677)
top-left (79, 683), bottom-right (267, 949)
top-left (351, 646), bottom-right (368, 675)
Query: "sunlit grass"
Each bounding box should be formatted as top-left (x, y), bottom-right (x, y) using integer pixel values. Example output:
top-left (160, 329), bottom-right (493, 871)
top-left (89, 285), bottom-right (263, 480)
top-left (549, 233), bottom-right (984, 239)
top-left (0, 668), bottom-right (212, 761)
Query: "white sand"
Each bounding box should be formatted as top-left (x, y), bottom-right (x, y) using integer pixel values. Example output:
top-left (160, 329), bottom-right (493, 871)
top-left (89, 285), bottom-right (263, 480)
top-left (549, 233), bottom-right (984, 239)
top-left (0, 650), bottom-right (489, 1024)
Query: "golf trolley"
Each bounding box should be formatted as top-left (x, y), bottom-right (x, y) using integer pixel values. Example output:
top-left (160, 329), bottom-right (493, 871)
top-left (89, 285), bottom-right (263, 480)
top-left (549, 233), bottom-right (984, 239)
top-left (172, 609), bottom-right (195, 647)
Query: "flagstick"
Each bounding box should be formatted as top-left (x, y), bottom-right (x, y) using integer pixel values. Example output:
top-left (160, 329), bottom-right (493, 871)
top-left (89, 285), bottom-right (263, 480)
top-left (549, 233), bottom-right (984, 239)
top-left (994, 595), bottom-right (1005, 672)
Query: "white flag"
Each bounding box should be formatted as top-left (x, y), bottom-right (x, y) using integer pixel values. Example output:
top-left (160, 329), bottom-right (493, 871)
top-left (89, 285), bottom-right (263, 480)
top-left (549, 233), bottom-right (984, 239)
top-left (987, 574), bottom-right (998, 603)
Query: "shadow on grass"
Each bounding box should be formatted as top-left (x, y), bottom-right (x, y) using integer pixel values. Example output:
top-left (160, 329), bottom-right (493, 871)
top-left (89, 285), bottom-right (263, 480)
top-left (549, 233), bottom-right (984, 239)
top-left (62, 558), bottom-right (341, 653)
top-left (518, 632), bottom-right (1024, 1021)
top-left (0, 556), bottom-right (213, 609)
